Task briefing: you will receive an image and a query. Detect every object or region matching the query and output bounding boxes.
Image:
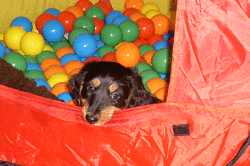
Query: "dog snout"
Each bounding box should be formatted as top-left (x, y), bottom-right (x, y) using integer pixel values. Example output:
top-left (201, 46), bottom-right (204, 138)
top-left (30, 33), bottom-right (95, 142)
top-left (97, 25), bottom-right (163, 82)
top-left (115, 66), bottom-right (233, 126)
top-left (85, 114), bottom-right (99, 124)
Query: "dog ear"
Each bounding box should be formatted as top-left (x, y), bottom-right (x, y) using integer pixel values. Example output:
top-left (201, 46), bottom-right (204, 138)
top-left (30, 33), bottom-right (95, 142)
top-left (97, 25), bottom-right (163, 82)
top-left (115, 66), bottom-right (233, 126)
top-left (123, 67), bottom-right (162, 109)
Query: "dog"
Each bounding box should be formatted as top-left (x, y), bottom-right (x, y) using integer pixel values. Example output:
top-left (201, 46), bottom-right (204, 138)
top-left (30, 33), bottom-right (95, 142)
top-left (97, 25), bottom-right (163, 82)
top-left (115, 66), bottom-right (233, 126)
top-left (69, 61), bottom-right (162, 125)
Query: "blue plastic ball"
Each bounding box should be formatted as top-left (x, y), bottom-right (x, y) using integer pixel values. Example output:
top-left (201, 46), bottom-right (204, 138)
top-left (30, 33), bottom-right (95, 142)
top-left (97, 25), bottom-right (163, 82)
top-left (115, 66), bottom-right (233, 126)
top-left (105, 10), bottom-right (123, 24)
top-left (42, 20), bottom-right (65, 43)
top-left (10, 16), bottom-right (33, 32)
top-left (92, 51), bottom-right (101, 58)
top-left (162, 31), bottom-right (175, 41)
top-left (5, 47), bottom-right (12, 54)
top-left (57, 92), bottom-right (74, 103)
top-left (112, 15), bottom-right (131, 26)
top-left (44, 8), bottom-right (60, 17)
top-left (34, 78), bottom-right (51, 90)
top-left (60, 53), bottom-right (81, 66)
top-left (26, 62), bottom-right (43, 72)
top-left (96, 40), bottom-right (105, 50)
top-left (153, 40), bottom-right (170, 50)
top-left (73, 34), bottom-right (97, 58)
top-left (93, 34), bottom-right (101, 40)
top-left (0, 42), bottom-right (5, 58)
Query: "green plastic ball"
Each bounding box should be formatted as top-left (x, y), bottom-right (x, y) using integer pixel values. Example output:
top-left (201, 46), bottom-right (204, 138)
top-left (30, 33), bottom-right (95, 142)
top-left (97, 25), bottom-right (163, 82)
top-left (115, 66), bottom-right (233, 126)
top-left (97, 45), bottom-right (116, 58)
top-left (73, 16), bottom-right (95, 34)
top-left (119, 20), bottom-right (139, 42)
top-left (139, 44), bottom-right (155, 56)
top-left (140, 69), bottom-right (161, 84)
top-left (3, 52), bottom-right (27, 72)
top-left (52, 41), bottom-right (71, 52)
top-left (25, 70), bottom-right (46, 80)
top-left (69, 27), bottom-right (91, 46)
top-left (152, 48), bottom-right (172, 74)
top-left (85, 6), bottom-right (105, 21)
top-left (135, 62), bottom-right (154, 74)
top-left (100, 24), bottom-right (122, 46)
top-left (25, 55), bottom-right (39, 63)
top-left (37, 51), bottom-right (58, 64)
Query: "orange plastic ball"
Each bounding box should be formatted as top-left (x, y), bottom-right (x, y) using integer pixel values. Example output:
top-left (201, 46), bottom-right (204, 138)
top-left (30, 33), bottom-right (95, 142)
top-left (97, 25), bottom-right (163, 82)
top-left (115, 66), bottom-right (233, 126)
top-left (146, 77), bottom-right (168, 94)
top-left (69, 67), bottom-right (82, 77)
top-left (154, 87), bottom-right (168, 101)
top-left (44, 65), bottom-right (67, 79)
top-left (129, 12), bottom-right (146, 22)
top-left (51, 82), bottom-right (72, 96)
top-left (56, 46), bottom-right (75, 59)
top-left (125, 0), bottom-right (144, 11)
top-left (115, 42), bottom-right (141, 67)
top-left (67, 99), bottom-right (78, 106)
top-left (40, 58), bottom-right (63, 71)
top-left (142, 50), bottom-right (156, 64)
top-left (66, 6), bottom-right (84, 18)
top-left (151, 14), bottom-right (171, 35)
top-left (64, 60), bottom-right (84, 74)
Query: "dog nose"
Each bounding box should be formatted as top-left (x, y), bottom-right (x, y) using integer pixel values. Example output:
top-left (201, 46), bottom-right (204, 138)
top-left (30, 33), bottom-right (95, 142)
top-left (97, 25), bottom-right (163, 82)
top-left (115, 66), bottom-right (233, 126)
top-left (85, 114), bottom-right (98, 124)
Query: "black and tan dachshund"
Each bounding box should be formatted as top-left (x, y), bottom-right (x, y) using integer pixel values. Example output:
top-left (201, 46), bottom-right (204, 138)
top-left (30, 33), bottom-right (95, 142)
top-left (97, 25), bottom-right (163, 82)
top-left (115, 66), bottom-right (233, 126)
top-left (69, 61), bottom-right (162, 125)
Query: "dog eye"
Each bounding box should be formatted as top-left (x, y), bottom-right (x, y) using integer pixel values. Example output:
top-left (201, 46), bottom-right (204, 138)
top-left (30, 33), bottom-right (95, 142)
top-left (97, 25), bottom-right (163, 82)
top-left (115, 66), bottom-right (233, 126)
top-left (111, 93), bottom-right (120, 100)
top-left (87, 85), bottom-right (95, 92)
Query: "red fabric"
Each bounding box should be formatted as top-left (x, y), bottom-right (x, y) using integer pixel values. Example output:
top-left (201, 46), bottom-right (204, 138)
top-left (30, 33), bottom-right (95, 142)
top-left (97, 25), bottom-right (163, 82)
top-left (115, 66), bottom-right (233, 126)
top-left (1, 0), bottom-right (250, 165)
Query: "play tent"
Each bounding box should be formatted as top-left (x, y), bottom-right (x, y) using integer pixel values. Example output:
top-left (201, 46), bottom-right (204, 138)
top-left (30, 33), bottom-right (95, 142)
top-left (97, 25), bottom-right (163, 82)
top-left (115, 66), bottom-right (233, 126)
top-left (0, 0), bottom-right (250, 165)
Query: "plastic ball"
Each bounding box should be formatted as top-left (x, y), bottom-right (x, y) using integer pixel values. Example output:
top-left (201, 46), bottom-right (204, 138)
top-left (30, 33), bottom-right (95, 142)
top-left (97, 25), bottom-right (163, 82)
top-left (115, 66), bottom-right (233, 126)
top-left (153, 40), bottom-right (170, 50)
top-left (151, 48), bottom-right (172, 74)
top-left (93, 34), bottom-right (101, 40)
top-left (102, 52), bottom-right (116, 62)
top-left (52, 40), bottom-right (71, 52)
top-left (25, 55), bottom-right (39, 63)
top-left (146, 77), bottom-right (168, 94)
top-left (26, 62), bottom-right (43, 72)
top-left (32, 22), bottom-right (39, 33)
top-left (142, 50), bottom-right (156, 64)
top-left (4, 26), bottom-right (26, 50)
top-left (34, 78), bottom-right (51, 90)
top-left (151, 14), bottom-right (170, 35)
top-left (97, 45), bottom-right (116, 58)
top-left (119, 20), bottom-right (139, 42)
top-left (40, 58), bottom-right (63, 71)
top-left (64, 60), bottom-right (84, 74)
top-left (25, 70), bottom-right (46, 80)
top-left (133, 37), bottom-right (148, 47)
top-left (140, 69), bottom-right (161, 84)
top-left (69, 67), bottom-right (82, 77)
top-left (154, 87), bottom-right (168, 101)
top-left (139, 44), bottom-right (155, 56)
top-left (0, 41), bottom-right (5, 58)
top-left (69, 27), bottom-right (91, 46)
top-left (96, 40), bottom-right (105, 50)
top-left (75, 0), bottom-right (93, 14)
top-left (57, 92), bottom-right (74, 103)
top-left (100, 24), bottom-right (122, 46)
top-left (35, 13), bottom-right (56, 34)
top-left (37, 51), bottom-right (58, 64)
top-left (140, 2), bottom-right (160, 14)
top-left (56, 46), bottom-right (75, 59)
top-left (115, 42), bottom-right (140, 67)
top-left (123, 8), bottom-right (139, 17)
top-left (129, 12), bottom-right (146, 22)
top-left (105, 10), bottom-right (123, 24)
top-left (44, 8), bottom-right (60, 17)
top-left (94, 1), bottom-right (113, 16)
top-left (11, 16), bottom-right (32, 32)
top-left (125, 0), bottom-right (144, 11)
top-left (73, 16), bottom-right (95, 34)
top-left (43, 45), bottom-right (54, 52)
top-left (56, 11), bottom-right (77, 33)
top-left (148, 35), bottom-right (165, 45)
top-left (60, 53), bottom-right (81, 66)
top-left (85, 6), bottom-right (105, 20)
top-left (66, 6), bottom-right (84, 18)
top-left (136, 18), bottom-right (155, 39)
top-left (44, 65), bottom-right (67, 79)
top-left (20, 32), bottom-right (45, 57)
top-left (73, 33), bottom-right (97, 57)
top-left (47, 73), bottom-right (70, 88)
top-left (112, 15), bottom-right (131, 26)
top-left (114, 41), bottom-right (125, 50)
top-left (3, 52), bottom-right (27, 72)
top-left (82, 56), bottom-right (102, 65)
top-left (42, 20), bottom-right (65, 43)
top-left (51, 82), bottom-right (71, 96)
top-left (92, 18), bottom-right (105, 34)
top-left (135, 62), bottom-right (154, 74)
top-left (162, 31), bottom-right (175, 41)
top-left (145, 9), bottom-right (161, 19)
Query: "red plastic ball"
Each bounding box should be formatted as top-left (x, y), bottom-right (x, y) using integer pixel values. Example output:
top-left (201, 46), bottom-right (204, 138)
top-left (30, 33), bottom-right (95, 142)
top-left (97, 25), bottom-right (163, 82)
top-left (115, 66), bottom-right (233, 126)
top-left (56, 11), bottom-right (77, 33)
top-left (133, 37), bottom-right (148, 47)
top-left (139, 56), bottom-right (147, 63)
top-left (36, 13), bottom-right (56, 34)
top-left (123, 8), bottom-right (139, 17)
top-left (95, 1), bottom-right (113, 16)
top-left (75, 0), bottom-right (93, 14)
top-left (136, 18), bottom-right (155, 39)
top-left (92, 18), bottom-right (105, 34)
top-left (147, 35), bottom-right (165, 45)
top-left (102, 52), bottom-right (116, 62)
top-left (82, 56), bottom-right (102, 65)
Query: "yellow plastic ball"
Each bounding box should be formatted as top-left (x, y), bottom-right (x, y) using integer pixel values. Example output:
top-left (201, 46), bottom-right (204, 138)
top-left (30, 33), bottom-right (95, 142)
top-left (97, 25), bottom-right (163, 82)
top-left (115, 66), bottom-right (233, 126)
top-left (47, 73), bottom-right (70, 88)
top-left (43, 45), bottom-right (54, 52)
top-left (4, 26), bottom-right (26, 51)
top-left (114, 41), bottom-right (125, 49)
top-left (141, 2), bottom-right (160, 14)
top-left (20, 32), bottom-right (45, 57)
top-left (32, 22), bottom-right (39, 33)
top-left (145, 9), bottom-right (161, 19)
top-left (0, 33), bottom-right (3, 40)
top-left (16, 49), bottom-right (26, 56)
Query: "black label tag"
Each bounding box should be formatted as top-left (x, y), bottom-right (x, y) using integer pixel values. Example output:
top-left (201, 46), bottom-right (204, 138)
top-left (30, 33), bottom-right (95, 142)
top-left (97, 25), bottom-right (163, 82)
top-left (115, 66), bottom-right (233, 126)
top-left (173, 124), bottom-right (190, 136)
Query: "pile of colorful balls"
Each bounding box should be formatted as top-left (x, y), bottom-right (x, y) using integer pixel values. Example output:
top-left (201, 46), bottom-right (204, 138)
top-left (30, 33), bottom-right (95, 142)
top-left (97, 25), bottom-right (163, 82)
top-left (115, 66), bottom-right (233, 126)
top-left (0, 0), bottom-right (176, 105)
